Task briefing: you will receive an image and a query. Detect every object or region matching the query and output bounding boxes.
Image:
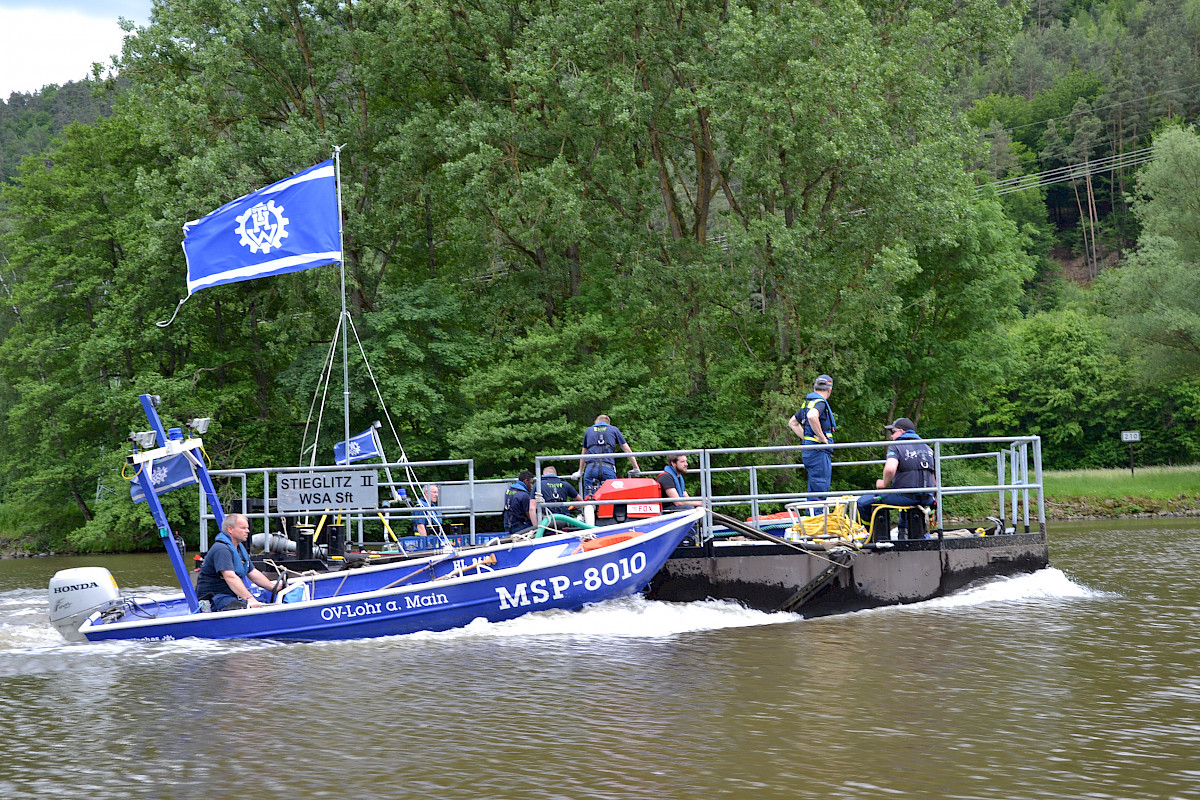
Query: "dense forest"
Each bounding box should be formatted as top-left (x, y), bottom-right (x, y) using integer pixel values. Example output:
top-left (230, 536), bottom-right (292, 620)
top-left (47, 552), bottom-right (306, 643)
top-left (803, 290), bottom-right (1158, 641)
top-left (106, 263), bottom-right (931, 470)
top-left (1, 0), bottom-right (1198, 552)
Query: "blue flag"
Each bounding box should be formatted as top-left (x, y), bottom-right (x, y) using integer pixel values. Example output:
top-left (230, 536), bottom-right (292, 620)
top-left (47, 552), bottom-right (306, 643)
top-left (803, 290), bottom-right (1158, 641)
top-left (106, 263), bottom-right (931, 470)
top-left (334, 428), bottom-right (380, 465)
top-left (182, 160), bottom-right (341, 295)
top-left (130, 453), bottom-right (199, 504)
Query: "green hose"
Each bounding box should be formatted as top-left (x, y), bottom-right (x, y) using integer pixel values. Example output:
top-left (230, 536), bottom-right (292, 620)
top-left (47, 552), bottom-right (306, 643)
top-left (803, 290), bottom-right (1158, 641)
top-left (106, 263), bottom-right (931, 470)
top-left (535, 513), bottom-right (597, 538)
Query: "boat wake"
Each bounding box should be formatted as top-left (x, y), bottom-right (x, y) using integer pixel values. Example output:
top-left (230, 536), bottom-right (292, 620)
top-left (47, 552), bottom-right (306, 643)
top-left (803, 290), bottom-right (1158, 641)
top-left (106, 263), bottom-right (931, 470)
top-left (837, 566), bottom-right (1104, 624)
top-left (0, 585), bottom-right (264, 662)
top-left (1, 568), bottom-right (1095, 659)
top-left (1, 583), bottom-right (790, 659)
top-left (921, 566), bottom-right (1106, 609)
top-left (385, 568), bottom-right (1099, 642)
top-left (400, 594), bottom-right (798, 642)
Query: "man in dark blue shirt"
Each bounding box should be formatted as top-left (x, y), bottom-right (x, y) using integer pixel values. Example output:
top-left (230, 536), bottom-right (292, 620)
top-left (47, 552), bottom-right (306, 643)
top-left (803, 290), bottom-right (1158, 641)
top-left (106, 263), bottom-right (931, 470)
top-left (537, 466), bottom-right (580, 518)
top-left (413, 484), bottom-right (442, 536)
top-left (856, 418), bottom-right (937, 538)
top-left (502, 470), bottom-right (537, 535)
top-left (578, 414), bottom-right (641, 496)
top-left (195, 513), bottom-right (277, 611)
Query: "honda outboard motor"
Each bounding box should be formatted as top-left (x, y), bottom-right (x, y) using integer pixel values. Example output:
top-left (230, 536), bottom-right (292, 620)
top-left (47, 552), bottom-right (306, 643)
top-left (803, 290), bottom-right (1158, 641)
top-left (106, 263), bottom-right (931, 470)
top-left (48, 567), bottom-right (121, 642)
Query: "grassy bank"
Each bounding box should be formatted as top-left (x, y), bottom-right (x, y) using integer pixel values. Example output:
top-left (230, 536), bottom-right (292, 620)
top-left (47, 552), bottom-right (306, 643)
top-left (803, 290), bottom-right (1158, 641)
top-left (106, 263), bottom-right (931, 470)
top-left (1042, 464), bottom-right (1200, 518)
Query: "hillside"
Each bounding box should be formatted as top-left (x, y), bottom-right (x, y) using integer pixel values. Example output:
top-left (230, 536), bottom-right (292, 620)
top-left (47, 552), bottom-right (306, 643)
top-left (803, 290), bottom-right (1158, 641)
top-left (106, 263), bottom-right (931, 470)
top-left (1, 80), bottom-right (114, 184)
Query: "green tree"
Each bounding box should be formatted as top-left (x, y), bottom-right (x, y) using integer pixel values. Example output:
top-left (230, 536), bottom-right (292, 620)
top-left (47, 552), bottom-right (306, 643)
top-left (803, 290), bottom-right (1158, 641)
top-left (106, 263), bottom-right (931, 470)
top-left (1100, 125), bottom-right (1200, 378)
top-left (0, 80), bottom-right (115, 184)
top-left (975, 308), bottom-right (1129, 467)
top-left (423, 0), bottom-right (1030, 444)
top-left (866, 194), bottom-right (1035, 434)
top-left (0, 114), bottom-right (188, 550)
top-left (0, 0), bottom-right (1051, 551)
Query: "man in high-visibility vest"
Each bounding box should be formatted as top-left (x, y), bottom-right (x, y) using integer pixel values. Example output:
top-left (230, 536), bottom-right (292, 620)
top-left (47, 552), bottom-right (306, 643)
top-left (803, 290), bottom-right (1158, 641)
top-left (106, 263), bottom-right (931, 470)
top-left (787, 374), bottom-right (836, 502)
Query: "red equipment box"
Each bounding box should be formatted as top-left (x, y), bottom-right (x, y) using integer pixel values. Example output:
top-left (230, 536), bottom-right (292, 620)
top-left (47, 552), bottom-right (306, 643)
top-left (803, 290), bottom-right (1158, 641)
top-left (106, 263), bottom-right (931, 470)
top-left (592, 478), bottom-right (663, 523)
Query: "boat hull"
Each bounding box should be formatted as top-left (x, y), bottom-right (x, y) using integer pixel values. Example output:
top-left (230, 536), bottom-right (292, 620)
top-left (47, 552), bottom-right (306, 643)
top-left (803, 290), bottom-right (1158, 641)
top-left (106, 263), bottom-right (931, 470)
top-left (79, 510), bottom-right (703, 642)
top-left (647, 529), bottom-right (1049, 614)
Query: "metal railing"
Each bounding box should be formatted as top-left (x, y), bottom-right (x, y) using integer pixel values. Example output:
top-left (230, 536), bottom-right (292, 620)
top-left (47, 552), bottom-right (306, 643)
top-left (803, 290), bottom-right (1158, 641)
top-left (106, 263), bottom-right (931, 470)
top-left (197, 435), bottom-right (1044, 551)
top-left (702, 435), bottom-right (1045, 538)
top-left (535, 435), bottom-right (1044, 541)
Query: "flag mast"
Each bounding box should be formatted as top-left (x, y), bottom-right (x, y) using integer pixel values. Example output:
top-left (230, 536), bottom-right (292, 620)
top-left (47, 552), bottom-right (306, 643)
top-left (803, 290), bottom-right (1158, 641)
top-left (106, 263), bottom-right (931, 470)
top-left (333, 145), bottom-right (351, 466)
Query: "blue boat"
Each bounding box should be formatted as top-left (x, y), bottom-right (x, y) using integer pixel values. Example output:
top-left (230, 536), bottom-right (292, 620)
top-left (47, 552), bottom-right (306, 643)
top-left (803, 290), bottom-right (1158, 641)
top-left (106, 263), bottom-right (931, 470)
top-left (48, 395), bottom-right (702, 643)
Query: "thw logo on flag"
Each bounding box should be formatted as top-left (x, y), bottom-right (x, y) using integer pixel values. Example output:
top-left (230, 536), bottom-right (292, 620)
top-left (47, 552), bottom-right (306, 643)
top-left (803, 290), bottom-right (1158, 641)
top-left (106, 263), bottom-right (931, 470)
top-left (334, 428), bottom-right (381, 465)
top-left (236, 200), bottom-right (289, 254)
top-left (130, 453), bottom-right (198, 504)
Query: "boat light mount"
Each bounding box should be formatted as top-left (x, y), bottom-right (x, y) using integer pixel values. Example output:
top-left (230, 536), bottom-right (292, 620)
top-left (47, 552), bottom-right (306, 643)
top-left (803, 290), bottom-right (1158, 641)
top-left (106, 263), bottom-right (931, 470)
top-left (129, 430), bottom-right (158, 449)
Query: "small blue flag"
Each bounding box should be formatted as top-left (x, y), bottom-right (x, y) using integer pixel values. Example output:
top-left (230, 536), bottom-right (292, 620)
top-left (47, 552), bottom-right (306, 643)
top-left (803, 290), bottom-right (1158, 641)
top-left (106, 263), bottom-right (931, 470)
top-left (182, 160), bottom-right (341, 295)
top-left (334, 428), bottom-right (380, 465)
top-left (130, 453), bottom-right (198, 504)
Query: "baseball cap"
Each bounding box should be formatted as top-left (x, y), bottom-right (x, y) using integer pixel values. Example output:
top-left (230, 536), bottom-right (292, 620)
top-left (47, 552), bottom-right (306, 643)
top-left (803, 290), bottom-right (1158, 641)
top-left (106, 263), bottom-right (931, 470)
top-left (814, 374), bottom-right (833, 390)
top-left (884, 418), bottom-right (915, 432)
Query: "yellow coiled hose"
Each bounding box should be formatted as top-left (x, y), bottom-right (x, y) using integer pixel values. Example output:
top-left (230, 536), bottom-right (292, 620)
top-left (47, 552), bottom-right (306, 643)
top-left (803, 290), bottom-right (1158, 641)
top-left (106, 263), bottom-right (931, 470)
top-left (788, 496), bottom-right (870, 544)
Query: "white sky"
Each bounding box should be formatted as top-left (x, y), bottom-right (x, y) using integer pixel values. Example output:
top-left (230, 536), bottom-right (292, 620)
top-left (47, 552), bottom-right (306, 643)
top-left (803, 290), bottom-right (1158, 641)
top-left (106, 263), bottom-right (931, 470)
top-left (0, 1), bottom-right (152, 99)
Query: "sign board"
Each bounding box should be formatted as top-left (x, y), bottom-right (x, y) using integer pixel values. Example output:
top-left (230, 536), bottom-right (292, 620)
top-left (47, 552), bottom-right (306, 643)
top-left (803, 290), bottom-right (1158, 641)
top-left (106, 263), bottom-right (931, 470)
top-left (276, 470), bottom-right (377, 512)
top-left (1120, 430), bottom-right (1141, 443)
top-left (441, 482), bottom-right (509, 514)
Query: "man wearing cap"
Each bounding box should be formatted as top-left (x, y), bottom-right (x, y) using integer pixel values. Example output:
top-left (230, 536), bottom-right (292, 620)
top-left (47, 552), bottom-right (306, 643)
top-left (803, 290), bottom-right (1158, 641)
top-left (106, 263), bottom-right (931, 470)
top-left (787, 374), bottom-right (837, 501)
top-left (856, 418), bottom-right (937, 538)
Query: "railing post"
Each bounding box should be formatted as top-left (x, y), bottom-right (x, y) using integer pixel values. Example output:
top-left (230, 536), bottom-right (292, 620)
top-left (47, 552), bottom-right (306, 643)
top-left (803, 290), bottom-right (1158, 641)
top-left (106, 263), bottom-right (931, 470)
top-left (468, 461), bottom-right (477, 545)
top-left (533, 455), bottom-right (543, 523)
top-left (933, 440), bottom-right (944, 530)
top-left (1020, 440), bottom-right (1031, 533)
top-left (1033, 437), bottom-right (1046, 534)
top-left (700, 448), bottom-right (713, 542)
top-left (749, 464), bottom-right (760, 525)
top-left (996, 450), bottom-right (1005, 528)
top-left (1009, 444), bottom-right (1019, 528)
top-left (261, 467), bottom-right (272, 540)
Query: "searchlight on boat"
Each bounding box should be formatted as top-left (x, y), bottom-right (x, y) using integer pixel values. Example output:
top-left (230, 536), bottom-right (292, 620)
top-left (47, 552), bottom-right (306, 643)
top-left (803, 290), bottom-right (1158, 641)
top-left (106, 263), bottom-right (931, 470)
top-left (187, 417), bottom-right (212, 435)
top-left (129, 430), bottom-right (158, 448)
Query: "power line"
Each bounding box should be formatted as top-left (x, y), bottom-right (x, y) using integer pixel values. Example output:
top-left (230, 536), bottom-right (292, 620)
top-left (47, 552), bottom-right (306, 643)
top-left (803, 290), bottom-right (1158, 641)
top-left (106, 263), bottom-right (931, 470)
top-left (985, 113), bottom-right (1169, 174)
top-left (990, 154), bottom-right (1156, 196)
top-left (990, 145), bottom-right (1152, 188)
top-left (981, 146), bottom-right (1157, 195)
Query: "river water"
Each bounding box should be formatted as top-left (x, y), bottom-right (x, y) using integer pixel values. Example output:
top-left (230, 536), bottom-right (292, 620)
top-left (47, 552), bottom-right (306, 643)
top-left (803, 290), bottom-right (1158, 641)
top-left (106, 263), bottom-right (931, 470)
top-left (1, 518), bottom-right (1198, 800)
